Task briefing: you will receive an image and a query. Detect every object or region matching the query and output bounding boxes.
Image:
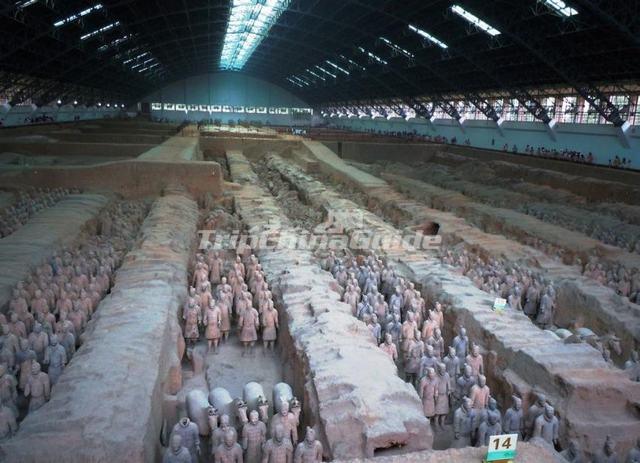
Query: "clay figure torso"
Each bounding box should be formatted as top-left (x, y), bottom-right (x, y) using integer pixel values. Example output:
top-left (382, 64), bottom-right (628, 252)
top-left (214, 442), bottom-right (243, 463)
top-left (262, 308), bottom-right (278, 341)
top-left (242, 420), bottom-right (266, 463)
top-left (239, 308), bottom-right (259, 342)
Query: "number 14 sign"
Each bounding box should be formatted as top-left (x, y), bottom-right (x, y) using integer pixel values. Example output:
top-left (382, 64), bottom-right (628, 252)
top-left (485, 433), bottom-right (518, 462)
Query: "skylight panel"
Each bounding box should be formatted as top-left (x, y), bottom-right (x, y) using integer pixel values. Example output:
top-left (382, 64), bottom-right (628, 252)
top-left (286, 77), bottom-right (303, 88)
top-left (138, 62), bottom-right (159, 73)
top-left (379, 37), bottom-right (414, 59)
top-left (292, 75), bottom-right (311, 86)
top-left (325, 60), bottom-right (350, 75)
top-left (339, 54), bottom-right (366, 71)
top-left (219, 0), bottom-right (291, 70)
top-left (541, 0), bottom-right (578, 17)
top-left (15, 0), bottom-right (38, 8)
top-left (80, 21), bottom-right (120, 41)
top-left (450, 5), bottom-right (501, 36)
top-left (54, 4), bottom-right (103, 28)
top-left (131, 58), bottom-right (155, 70)
top-left (407, 24), bottom-right (448, 49)
top-left (357, 47), bottom-right (388, 65)
top-left (314, 65), bottom-right (337, 79)
top-left (97, 34), bottom-right (131, 52)
top-left (122, 52), bottom-right (148, 64)
top-left (305, 69), bottom-right (325, 81)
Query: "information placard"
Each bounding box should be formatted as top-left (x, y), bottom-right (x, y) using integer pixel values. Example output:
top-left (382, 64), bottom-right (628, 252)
top-left (493, 297), bottom-right (507, 312)
top-left (486, 433), bottom-right (518, 461)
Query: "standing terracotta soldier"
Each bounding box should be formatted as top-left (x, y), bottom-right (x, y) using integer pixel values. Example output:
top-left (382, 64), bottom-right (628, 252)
top-left (419, 367), bottom-right (438, 422)
top-left (456, 365), bottom-right (477, 404)
top-left (209, 251), bottom-right (224, 285)
top-left (261, 300), bottom-right (279, 353)
top-left (219, 296), bottom-right (232, 342)
top-left (453, 397), bottom-right (476, 448)
top-left (405, 339), bottom-right (423, 387)
top-left (239, 304), bottom-right (259, 357)
top-left (203, 300), bottom-right (222, 353)
top-left (401, 312), bottom-right (419, 355)
top-left (262, 425), bottom-right (293, 463)
top-left (444, 347), bottom-right (460, 390)
top-left (294, 427), bottom-right (323, 463)
top-left (43, 335), bottom-right (67, 385)
top-left (242, 410), bottom-right (266, 463)
top-left (477, 413), bottom-right (502, 447)
top-left (503, 396), bottom-right (524, 438)
top-left (452, 327), bottom-right (469, 363)
top-left (431, 328), bottom-right (445, 359)
top-left (171, 417), bottom-right (201, 463)
top-left (183, 302), bottom-right (200, 346)
top-left (234, 256), bottom-right (246, 280)
top-left (469, 375), bottom-right (490, 412)
top-left (270, 400), bottom-right (298, 445)
top-left (379, 333), bottom-right (398, 362)
top-left (434, 363), bottom-right (451, 430)
top-left (15, 339), bottom-right (36, 391)
top-left (163, 434), bottom-right (192, 463)
top-left (24, 361), bottom-right (50, 411)
top-left (212, 415), bottom-right (237, 451)
top-left (524, 393), bottom-right (546, 440)
top-left (465, 344), bottom-right (484, 377)
top-left (28, 322), bottom-right (49, 364)
top-left (215, 429), bottom-right (244, 463)
top-left (533, 404), bottom-right (559, 447)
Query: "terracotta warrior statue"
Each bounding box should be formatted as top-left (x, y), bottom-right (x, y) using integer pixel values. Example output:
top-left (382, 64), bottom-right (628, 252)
top-left (455, 364), bottom-right (476, 404)
top-left (261, 300), bottom-right (279, 352)
top-left (477, 411), bottom-right (501, 447)
top-left (532, 404), bottom-right (559, 446)
top-left (24, 361), bottom-right (50, 411)
top-left (444, 346), bottom-right (460, 390)
top-left (43, 334), bottom-right (67, 385)
top-left (453, 397), bottom-right (476, 448)
top-left (465, 344), bottom-right (484, 377)
top-left (212, 415), bottom-right (237, 451)
top-left (524, 392), bottom-right (546, 440)
top-left (183, 301), bottom-right (201, 346)
top-left (242, 410), bottom-right (266, 463)
top-left (419, 367), bottom-right (438, 421)
top-left (379, 333), bottom-right (398, 362)
top-left (28, 322), bottom-right (49, 363)
top-left (171, 416), bottom-right (201, 462)
top-left (469, 374), bottom-right (490, 412)
top-left (214, 429), bottom-right (243, 463)
top-left (270, 400), bottom-right (298, 445)
top-left (163, 434), bottom-right (192, 463)
top-left (262, 424), bottom-right (293, 463)
top-left (203, 300), bottom-right (222, 353)
top-left (503, 396), bottom-right (524, 438)
top-left (238, 304), bottom-right (260, 357)
top-left (434, 362), bottom-right (451, 429)
top-left (294, 427), bottom-right (323, 463)
top-left (452, 327), bottom-right (469, 363)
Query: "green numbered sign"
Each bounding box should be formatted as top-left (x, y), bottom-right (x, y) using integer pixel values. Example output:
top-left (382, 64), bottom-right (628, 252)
top-left (486, 433), bottom-right (518, 461)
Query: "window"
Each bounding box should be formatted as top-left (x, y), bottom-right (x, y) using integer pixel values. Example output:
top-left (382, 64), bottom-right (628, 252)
top-left (541, 0), bottom-right (578, 17)
top-left (451, 5), bottom-right (501, 36)
top-left (219, 0), bottom-right (291, 70)
top-left (407, 25), bottom-right (448, 49)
